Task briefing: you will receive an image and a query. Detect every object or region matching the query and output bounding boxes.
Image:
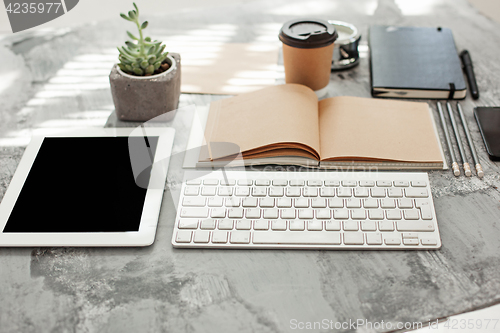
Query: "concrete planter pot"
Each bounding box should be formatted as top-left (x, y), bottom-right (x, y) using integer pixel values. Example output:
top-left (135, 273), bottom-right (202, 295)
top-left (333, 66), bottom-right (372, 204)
top-left (109, 53), bottom-right (181, 122)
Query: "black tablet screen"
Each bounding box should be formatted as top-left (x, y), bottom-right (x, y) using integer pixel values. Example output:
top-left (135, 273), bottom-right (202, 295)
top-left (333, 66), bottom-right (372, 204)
top-left (3, 136), bottom-right (158, 233)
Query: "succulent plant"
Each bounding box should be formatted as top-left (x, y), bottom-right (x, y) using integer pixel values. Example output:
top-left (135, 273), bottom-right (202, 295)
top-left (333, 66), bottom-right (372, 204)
top-left (117, 3), bottom-right (169, 76)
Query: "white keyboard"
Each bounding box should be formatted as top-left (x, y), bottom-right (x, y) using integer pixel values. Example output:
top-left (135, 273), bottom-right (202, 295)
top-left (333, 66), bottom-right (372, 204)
top-left (172, 171), bottom-right (442, 250)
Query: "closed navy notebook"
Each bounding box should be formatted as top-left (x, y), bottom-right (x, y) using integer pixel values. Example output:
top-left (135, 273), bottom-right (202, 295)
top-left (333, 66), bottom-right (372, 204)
top-left (369, 26), bottom-right (466, 99)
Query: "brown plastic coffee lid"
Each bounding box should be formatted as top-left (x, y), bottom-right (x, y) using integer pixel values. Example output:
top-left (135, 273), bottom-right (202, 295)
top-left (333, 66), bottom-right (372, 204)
top-left (279, 18), bottom-right (338, 49)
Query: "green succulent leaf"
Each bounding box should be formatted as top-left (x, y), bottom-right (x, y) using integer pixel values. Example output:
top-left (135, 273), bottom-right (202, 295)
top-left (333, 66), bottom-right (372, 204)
top-left (141, 21), bottom-right (148, 29)
top-left (126, 31), bottom-right (138, 40)
top-left (120, 13), bottom-right (132, 21)
top-left (145, 37), bottom-right (151, 42)
top-left (145, 65), bottom-right (155, 75)
top-left (128, 10), bottom-right (137, 20)
top-left (148, 55), bottom-right (156, 64)
top-left (125, 41), bottom-right (138, 49)
top-left (117, 63), bottom-right (127, 71)
top-left (153, 61), bottom-right (162, 70)
top-left (140, 60), bottom-right (149, 69)
top-left (132, 62), bottom-right (140, 69)
top-left (133, 68), bottom-right (144, 75)
top-left (133, 2), bottom-right (139, 15)
top-left (125, 64), bottom-right (133, 72)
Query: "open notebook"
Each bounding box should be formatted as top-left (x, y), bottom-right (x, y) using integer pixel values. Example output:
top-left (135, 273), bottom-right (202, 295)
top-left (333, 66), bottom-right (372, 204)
top-left (196, 84), bottom-right (445, 170)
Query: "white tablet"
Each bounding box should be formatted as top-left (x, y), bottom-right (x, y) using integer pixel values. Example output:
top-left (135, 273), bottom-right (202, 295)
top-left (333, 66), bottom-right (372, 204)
top-left (0, 127), bottom-right (175, 247)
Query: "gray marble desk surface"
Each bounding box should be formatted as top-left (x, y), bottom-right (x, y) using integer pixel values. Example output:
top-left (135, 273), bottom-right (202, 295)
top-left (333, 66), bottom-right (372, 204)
top-left (1, 0), bottom-right (500, 332)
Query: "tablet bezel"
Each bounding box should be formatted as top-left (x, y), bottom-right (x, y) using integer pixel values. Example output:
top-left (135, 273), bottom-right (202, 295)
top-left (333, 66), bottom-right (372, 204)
top-left (0, 127), bottom-right (175, 247)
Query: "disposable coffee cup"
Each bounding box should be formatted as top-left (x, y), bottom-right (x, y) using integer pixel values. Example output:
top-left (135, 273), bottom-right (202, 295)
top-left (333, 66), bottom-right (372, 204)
top-left (279, 18), bottom-right (338, 97)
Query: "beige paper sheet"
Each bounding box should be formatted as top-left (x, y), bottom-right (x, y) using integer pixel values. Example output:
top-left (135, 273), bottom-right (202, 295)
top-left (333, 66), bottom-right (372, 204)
top-left (318, 96), bottom-right (443, 163)
top-left (174, 43), bottom-right (281, 95)
top-left (203, 84), bottom-right (320, 161)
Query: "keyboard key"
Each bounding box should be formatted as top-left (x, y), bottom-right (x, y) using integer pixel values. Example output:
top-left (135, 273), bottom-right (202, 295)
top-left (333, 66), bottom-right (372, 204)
top-left (218, 219), bottom-right (234, 230)
top-left (344, 233), bottom-right (364, 245)
top-left (211, 208), bottom-right (226, 218)
top-left (303, 188), bottom-right (318, 197)
top-left (298, 209), bottom-right (314, 219)
top-left (405, 188), bottom-right (429, 198)
top-left (183, 197), bottom-right (206, 207)
top-left (384, 236), bottom-right (401, 245)
top-left (346, 198), bottom-right (361, 208)
top-left (235, 187), bottom-right (250, 196)
top-left (307, 180), bottom-right (323, 186)
top-left (245, 208), bottom-right (261, 219)
top-left (201, 187), bottom-right (217, 196)
top-left (397, 198), bottom-right (413, 209)
top-left (220, 179), bottom-right (235, 186)
top-left (388, 188), bottom-right (403, 198)
top-left (397, 221), bottom-right (434, 232)
top-left (242, 197), bottom-right (258, 207)
top-left (271, 220), bottom-right (287, 230)
top-left (325, 220), bottom-right (341, 231)
top-left (238, 179), bottom-right (253, 186)
top-left (186, 179), bottom-right (201, 185)
top-left (402, 233), bottom-right (418, 239)
top-left (361, 221), bottom-right (377, 231)
top-left (263, 209), bottom-right (279, 219)
top-left (308, 221), bottom-right (323, 231)
top-left (230, 231), bottom-right (251, 244)
top-left (311, 198), bottom-right (327, 208)
top-left (320, 188), bottom-right (336, 197)
top-left (315, 209), bottom-right (331, 219)
top-left (277, 198), bottom-right (292, 208)
top-left (351, 209), bottom-right (366, 220)
top-left (281, 209), bottom-right (296, 219)
top-left (178, 219), bottom-right (199, 229)
top-left (359, 180), bottom-right (375, 187)
top-left (253, 220), bottom-right (269, 230)
top-left (255, 180), bottom-right (270, 186)
top-left (200, 219), bottom-right (216, 230)
top-left (394, 180), bottom-right (409, 187)
top-left (212, 231), bottom-right (228, 243)
top-left (181, 208), bottom-right (209, 218)
top-left (366, 233), bottom-right (382, 245)
top-left (176, 230), bottom-right (192, 243)
top-left (295, 198), bottom-right (309, 208)
top-left (403, 210), bottom-right (419, 220)
top-left (253, 231), bottom-right (341, 245)
top-left (269, 187), bottom-right (284, 197)
top-left (411, 181), bottom-right (427, 187)
top-left (419, 205), bottom-right (433, 220)
top-left (376, 180), bottom-right (392, 187)
top-left (421, 238), bottom-right (438, 245)
top-left (337, 188), bottom-right (352, 197)
top-left (343, 220), bottom-right (359, 231)
top-left (218, 188), bottom-right (233, 196)
top-left (286, 188), bottom-right (301, 197)
top-left (342, 180), bottom-right (357, 187)
top-left (370, 188), bottom-right (385, 197)
top-left (324, 180), bottom-right (340, 187)
top-left (368, 209), bottom-right (384, 220)
top-left (228, 208), bottom-right (244, 218)
top-left (193, 231), bottom-right (210, 243)
top-left (403, 239), bottom-right (419, 246)
top-left (184, 186), bottom-right (200, 196)
top-left (354, 188), bottom-right (369, 197)
top-left (378, 221), bottom-right (394, 231)
top-left (273, 180), bottom-right (288, 186)
top-left (386, 210), bottom-right (401, 220)
top-left (289, 180), bottom-right (305, 186)
top-left (225, 198), bottom-right (240, 207)
top-left (260, 198), bottom-right (275, 207)
top-left (363, 199), bottom-right (378, 208)
top-left (203, 179), bottom-right (218, 185)
top-left (208, 197), bottom-right (223, 207)
top-left (380, 199), bottom-right (396, 209)
top-left (329, 198), bottom-right (344, 208)
top-left (252, 187), bottom-right (267, 197)
top-left (289, 220), bottom-right (305, 231)
top-left (333, 209), bottom-right (349, 219)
